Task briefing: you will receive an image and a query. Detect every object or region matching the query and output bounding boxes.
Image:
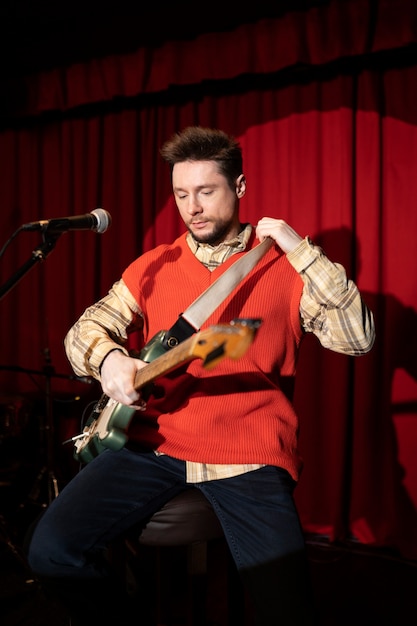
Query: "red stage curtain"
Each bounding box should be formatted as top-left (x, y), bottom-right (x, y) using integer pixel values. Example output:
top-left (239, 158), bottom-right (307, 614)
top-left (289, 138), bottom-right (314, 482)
top-left (1, 0), bottom-right (416, 560)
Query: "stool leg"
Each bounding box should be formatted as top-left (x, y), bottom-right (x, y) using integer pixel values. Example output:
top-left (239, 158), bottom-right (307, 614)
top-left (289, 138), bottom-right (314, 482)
top-left (186, 541), bottom-right (209, 626)
top-left (226, 552), bottom-right (246, 626)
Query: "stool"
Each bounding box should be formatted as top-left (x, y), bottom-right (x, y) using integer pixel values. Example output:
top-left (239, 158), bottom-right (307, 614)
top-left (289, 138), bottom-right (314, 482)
top-left (117, 489), bottom-right (246, 626)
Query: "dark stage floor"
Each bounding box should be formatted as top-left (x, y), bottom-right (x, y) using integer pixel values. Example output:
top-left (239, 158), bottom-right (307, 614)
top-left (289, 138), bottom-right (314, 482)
top-left (1, 505), bottom-right (416, 626)
top-left (0, 397), bottom-right (415, 626)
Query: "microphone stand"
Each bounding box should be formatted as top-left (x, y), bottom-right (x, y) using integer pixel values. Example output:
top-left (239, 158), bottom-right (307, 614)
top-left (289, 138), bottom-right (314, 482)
top-left (0, 230), bottom-right (62, 509)
top-left (0, 230), bottom-right (61, 302)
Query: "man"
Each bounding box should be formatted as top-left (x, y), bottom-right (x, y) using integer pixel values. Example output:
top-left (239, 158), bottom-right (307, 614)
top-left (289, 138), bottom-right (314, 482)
top-left (27, 126), bottom-right (375, 625)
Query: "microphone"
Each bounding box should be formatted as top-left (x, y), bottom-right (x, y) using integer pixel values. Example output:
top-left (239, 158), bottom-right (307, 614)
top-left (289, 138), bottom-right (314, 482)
top-left (21, 208), bottom-right (112, 234)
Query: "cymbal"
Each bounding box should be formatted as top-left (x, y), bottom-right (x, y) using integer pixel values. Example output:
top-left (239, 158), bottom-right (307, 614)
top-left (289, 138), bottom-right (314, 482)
top-left (0, 364), bottom-right (92, 384)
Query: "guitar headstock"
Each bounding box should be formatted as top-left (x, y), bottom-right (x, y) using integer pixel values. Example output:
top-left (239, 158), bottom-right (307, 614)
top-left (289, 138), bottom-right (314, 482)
top-left (193, 318), bottom-right (262, 369)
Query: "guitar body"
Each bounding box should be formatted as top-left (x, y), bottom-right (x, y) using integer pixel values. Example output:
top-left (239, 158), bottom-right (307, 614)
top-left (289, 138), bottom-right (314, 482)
top-left (73, 318), bottom-right (261, 464)
top-left (74, 398), bottom-right (136, 463)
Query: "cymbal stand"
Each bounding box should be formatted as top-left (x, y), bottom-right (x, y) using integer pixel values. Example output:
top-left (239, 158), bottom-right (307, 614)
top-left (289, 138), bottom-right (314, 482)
top-left (21, 352), bottom-right (60, 510)
top-left (43, 348), bottom-right (59, 503)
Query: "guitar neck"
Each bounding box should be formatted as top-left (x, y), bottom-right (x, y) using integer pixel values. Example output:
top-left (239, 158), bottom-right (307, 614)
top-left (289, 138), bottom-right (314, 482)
top-left (131, 319), bottom-right (261, 392)
top-left (133, 333), bottom-right (199, 390)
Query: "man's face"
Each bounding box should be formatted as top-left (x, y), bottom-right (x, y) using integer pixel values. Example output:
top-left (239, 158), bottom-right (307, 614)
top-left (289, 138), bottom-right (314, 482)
top-left (172, 160), bottom-right (244, 245)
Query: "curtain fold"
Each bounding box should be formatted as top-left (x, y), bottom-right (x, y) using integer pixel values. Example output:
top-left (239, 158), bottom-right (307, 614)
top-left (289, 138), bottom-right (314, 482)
top-left (4, 0), bottom-right (416, 119)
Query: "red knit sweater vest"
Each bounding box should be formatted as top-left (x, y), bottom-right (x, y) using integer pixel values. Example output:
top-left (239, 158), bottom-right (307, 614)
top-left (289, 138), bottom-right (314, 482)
top-left (123, 231), bottom-right (305, 480)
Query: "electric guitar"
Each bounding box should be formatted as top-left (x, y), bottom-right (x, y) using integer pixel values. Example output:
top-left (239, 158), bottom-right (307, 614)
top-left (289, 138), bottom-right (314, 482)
top-left (72, 318), bottom-right (261, 464)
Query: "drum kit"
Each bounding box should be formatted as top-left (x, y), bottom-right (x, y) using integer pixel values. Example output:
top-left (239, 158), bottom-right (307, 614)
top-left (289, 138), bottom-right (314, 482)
top-left (0, 361), bottom-right (95, 519)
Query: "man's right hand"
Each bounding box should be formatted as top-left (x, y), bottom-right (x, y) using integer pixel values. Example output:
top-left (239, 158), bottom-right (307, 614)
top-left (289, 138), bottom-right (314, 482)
top-left (100, 349), bottom-right (147, 409)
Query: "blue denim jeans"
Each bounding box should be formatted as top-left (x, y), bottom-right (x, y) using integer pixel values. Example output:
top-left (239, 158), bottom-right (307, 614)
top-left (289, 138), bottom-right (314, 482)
top-left (28, 448), bottom-right (316, 625)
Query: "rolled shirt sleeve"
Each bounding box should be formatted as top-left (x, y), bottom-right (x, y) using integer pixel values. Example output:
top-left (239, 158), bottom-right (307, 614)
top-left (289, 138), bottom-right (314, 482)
top-left (64, 279), bottom-right (143, 379)
top-left (287, 237), bottom-right (375, 355)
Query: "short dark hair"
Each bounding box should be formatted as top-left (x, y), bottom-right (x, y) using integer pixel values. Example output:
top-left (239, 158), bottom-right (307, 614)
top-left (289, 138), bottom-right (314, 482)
top-left (160, 126), bottom-right (243, 190)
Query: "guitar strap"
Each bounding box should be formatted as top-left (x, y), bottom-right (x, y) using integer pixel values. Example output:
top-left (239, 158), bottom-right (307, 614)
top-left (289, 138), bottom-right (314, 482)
top-left (160, 236), bottom-right (274, 350)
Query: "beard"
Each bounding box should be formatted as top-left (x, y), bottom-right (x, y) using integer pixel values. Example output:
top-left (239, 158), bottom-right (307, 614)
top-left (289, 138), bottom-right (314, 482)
top-left (189, 218), bottom-right (234, 246)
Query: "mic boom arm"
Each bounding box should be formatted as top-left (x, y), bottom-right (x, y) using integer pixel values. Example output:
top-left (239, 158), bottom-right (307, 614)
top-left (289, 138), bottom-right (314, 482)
top-left (0, 209), bottom-right (111, 301)
top-left (0, 233), bottom-right (61, 302)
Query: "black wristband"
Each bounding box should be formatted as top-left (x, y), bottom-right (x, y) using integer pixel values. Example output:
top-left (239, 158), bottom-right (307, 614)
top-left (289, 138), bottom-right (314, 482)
top-left (99, 348), bottom-right (125, 374)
